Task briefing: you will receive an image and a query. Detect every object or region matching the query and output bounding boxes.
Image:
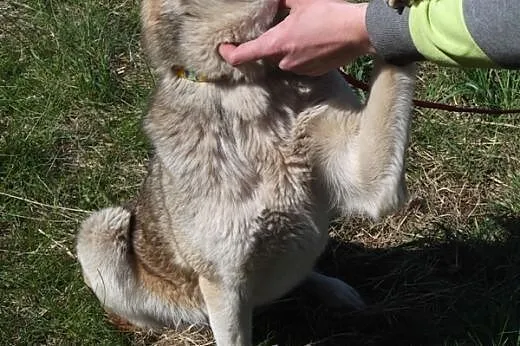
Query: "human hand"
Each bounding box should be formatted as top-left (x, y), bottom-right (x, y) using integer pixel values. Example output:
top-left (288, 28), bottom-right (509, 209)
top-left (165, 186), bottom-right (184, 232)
top-left (219, 0), bottom-right (374, 76)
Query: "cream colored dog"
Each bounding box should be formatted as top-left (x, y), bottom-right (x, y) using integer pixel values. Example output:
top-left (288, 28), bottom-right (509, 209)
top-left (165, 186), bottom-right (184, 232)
top-left (76, 0), bottom-right (415, 345)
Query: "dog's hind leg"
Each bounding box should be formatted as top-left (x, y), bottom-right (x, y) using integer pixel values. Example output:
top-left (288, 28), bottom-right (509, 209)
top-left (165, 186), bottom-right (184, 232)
top-left (199, 276), bottom-right (253, 346)
top-left (302, 272), bottom-right (366, 310)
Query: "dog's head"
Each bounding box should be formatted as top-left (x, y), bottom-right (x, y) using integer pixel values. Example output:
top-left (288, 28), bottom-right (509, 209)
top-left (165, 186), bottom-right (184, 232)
top-left (141, 0), bottom-right (280, 81)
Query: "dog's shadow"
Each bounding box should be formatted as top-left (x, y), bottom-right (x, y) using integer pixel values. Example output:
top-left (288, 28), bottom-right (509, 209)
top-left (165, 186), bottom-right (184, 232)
top-left (252, 216), bottom-right (520, 346)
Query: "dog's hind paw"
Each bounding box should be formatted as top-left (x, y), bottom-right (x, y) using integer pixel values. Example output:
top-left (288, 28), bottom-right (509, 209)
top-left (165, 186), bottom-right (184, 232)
top-left (304, 272), bottom-right (366, 310)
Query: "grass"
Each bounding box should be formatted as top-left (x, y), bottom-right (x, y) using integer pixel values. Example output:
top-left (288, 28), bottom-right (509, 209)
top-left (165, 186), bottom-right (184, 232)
top-left (1, 0), bottom-right (520, 345)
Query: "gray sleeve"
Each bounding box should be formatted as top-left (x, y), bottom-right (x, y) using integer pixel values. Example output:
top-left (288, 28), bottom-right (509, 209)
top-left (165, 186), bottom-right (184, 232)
top-left (365, 0), bottom-right (424, 65)
top-left (464, 0), bottom-right (520, 69)
top-left (366, 0), bottom-right (520, 69)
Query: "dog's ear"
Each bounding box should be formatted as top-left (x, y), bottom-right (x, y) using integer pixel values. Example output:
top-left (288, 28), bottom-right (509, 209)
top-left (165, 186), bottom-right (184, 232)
top-left (141, 0), bottom-right (280, 81)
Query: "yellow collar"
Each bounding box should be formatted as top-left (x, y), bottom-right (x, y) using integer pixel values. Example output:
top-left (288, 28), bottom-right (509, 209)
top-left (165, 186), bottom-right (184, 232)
top-left (172, 66), bottom-right (208, 82)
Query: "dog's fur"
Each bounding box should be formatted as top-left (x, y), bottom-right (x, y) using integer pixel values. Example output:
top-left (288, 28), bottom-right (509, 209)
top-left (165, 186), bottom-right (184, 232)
top-left (76, 0), bottom-right (415, 344)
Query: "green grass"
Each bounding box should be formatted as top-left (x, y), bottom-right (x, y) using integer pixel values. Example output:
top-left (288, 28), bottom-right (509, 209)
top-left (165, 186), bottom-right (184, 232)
top-left (1, 1), bottom-right (520, 345)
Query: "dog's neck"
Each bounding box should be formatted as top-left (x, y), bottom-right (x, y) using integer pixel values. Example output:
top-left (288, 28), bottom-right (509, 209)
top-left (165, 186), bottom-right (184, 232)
top-left (172, 66), bottom-right (212, 83)
top-left (171, 65), bottom-right (274, 84)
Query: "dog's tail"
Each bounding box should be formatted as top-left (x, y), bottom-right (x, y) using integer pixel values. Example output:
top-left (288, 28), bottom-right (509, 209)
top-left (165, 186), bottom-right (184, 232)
top-left (76, 206), bottom-right (134, 298)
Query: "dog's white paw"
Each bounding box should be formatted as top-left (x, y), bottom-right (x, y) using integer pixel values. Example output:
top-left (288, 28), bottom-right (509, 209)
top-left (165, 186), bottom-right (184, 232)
top-left (306, 272), bottom-right (366, 310)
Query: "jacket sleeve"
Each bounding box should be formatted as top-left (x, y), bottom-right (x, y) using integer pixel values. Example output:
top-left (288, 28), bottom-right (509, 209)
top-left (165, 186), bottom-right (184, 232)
top-left (365, 0), bottom-right (520, 69)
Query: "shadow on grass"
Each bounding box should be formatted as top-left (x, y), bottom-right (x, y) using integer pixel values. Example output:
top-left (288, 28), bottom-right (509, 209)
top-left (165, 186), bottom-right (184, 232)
top-left (253, 216), bottom-right (520, 346)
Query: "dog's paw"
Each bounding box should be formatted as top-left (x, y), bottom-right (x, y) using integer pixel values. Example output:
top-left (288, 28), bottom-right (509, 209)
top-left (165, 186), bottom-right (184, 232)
top-left (305, 273), bottom-right (366, 310)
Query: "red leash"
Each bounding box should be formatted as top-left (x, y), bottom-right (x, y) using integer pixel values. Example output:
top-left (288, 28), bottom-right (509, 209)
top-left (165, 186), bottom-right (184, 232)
top-left (340, 70), bottom-right (520, 115)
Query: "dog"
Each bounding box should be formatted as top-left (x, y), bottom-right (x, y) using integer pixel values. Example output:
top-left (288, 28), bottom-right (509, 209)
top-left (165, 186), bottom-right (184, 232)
top-left (76, 0), bottom-right (415, 344)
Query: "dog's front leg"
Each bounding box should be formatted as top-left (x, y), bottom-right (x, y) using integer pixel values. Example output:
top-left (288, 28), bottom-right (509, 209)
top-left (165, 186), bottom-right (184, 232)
top-left (309, 62), bottom-right (415, 219)
top-left (199, 276), bottom-right (253, 346)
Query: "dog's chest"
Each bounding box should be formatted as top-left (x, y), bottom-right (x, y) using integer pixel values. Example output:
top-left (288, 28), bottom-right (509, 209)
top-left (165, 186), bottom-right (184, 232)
top-left (149, 80), bottom-right (315, 199)
top-left (147, 79), bottom-right (329, 282)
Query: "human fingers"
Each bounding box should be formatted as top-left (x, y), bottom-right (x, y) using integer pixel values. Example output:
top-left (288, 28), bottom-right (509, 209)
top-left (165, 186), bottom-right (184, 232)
top-left (281, 0), bottom-right (310, 9)
top-left (279, 0), bottom-right (294, 9)
top-left (219, 39), bottom-right (270, 65)
top-left (218, 43), bottom-right (239, 64)
top-left (219, 29), bottom-right (281, 65)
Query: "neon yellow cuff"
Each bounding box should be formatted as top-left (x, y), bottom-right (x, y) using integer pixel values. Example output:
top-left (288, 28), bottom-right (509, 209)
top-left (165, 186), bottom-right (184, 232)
top-left (409, 0), bottom-right (493, 67)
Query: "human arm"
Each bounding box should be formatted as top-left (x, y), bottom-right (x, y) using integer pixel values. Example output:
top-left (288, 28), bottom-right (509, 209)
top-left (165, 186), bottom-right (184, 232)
top-left (369, 0), bottom-right (520, 68)
top-left (219, 0), bottom-right (520, 74)
top-left (219, 0), bottom-right (375, 76)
